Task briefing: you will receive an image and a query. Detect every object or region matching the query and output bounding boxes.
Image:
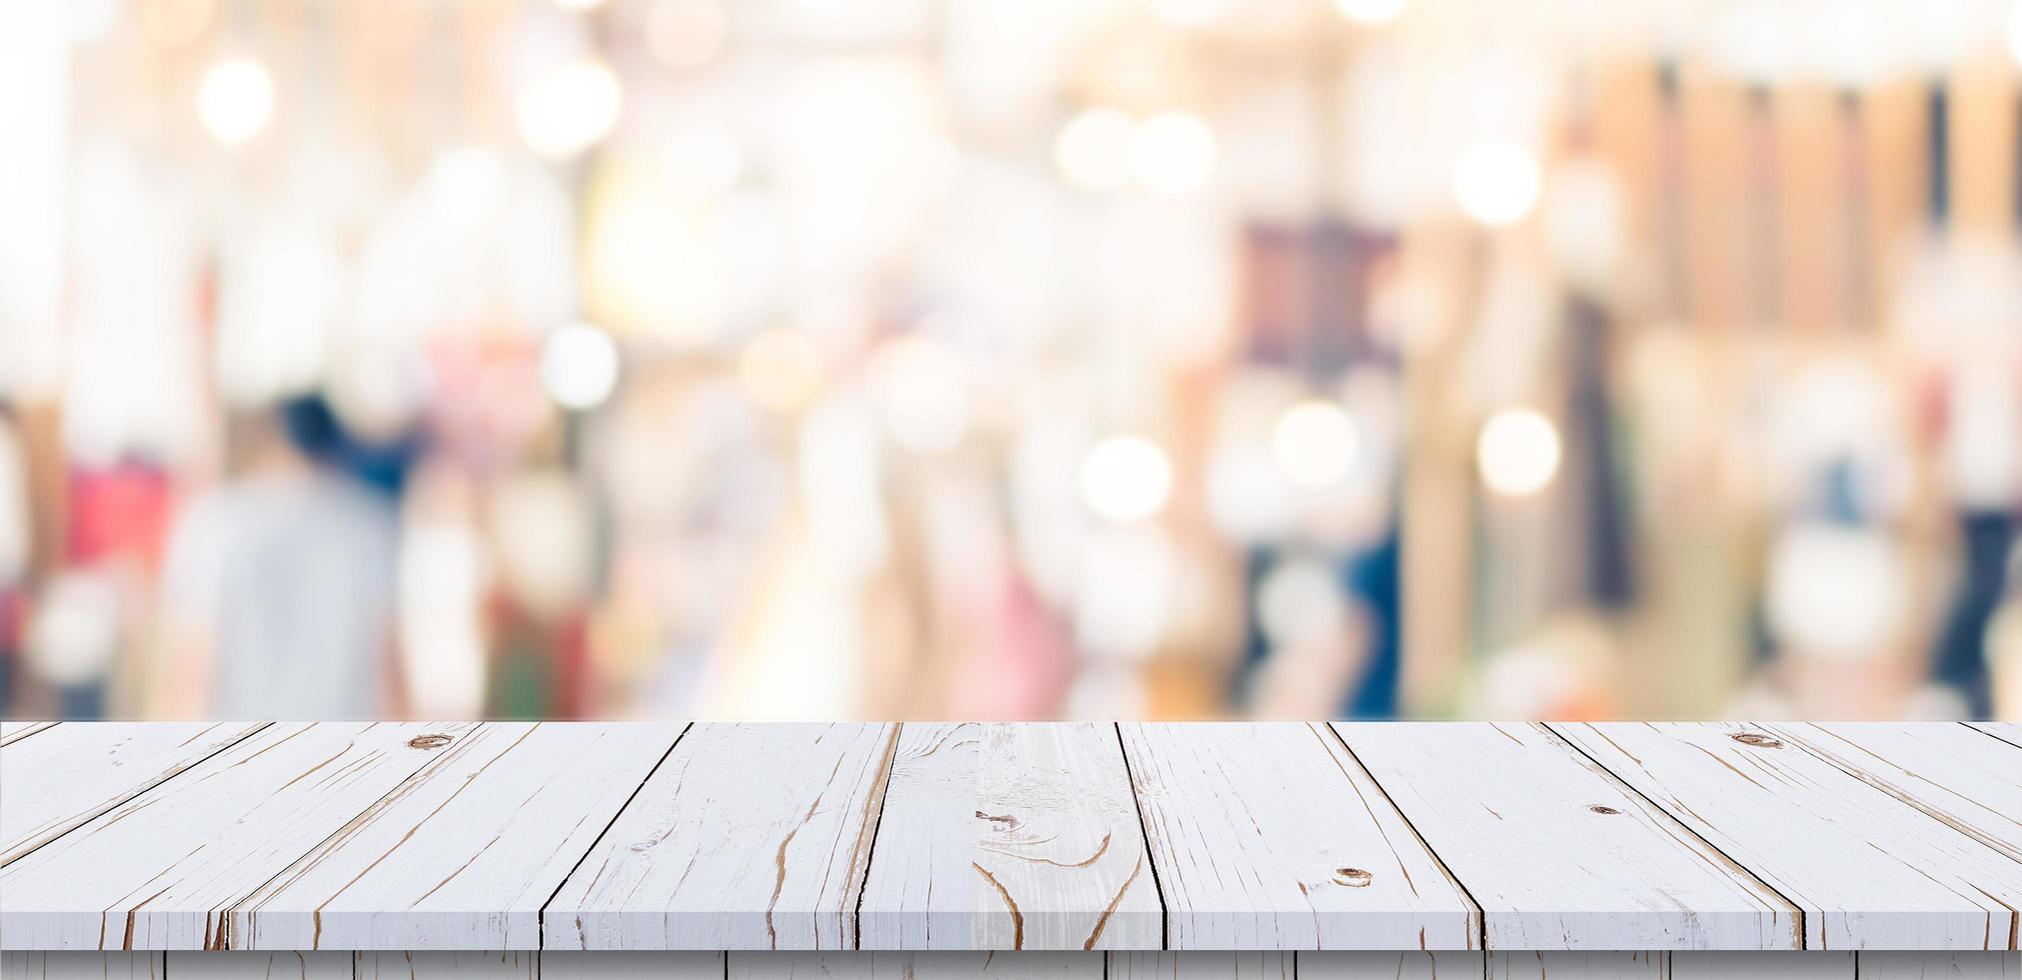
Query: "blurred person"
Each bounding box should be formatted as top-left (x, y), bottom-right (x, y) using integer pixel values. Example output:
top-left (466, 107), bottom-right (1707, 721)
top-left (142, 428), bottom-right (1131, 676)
top-left (156, 395), bottom-right (402, 719)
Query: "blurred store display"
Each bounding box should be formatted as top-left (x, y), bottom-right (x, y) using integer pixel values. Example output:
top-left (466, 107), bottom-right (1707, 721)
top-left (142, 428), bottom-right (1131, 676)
top-left (0, 0), bottom-right (2016, 721)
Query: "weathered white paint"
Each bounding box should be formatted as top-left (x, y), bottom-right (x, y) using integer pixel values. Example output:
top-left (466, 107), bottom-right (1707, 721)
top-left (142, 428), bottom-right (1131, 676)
top-left (1856, 953), bottom-right (2021, 979)
top-left (354, 951), bottom-right (536, 979)
top-left (1334, 722), bottom-right (1798, 950)
top-left (858, 723), bottom-right (1158, 951)
top-left (232, 722), bottom-right (685, 950)
top-left (1769, 723), bottom-right (2022, 864)
top-left (165, 951), bottom-right (353, 979)
top-left (1122, 723), bottom-right (1479, 950)
top-left (0, 951), bottom-right (164, 979)
top-left (1968, 724), bottom-right (2022, 751)
top-left (0, 721), bottom-right (56, 745)
top-left (727, 953), bottom-right (1103, 979)
top-left (1486, 952), bottom-right (1668, 979)
top-left (1, 722), bottom-right (267, 865)
top-left (544, 723), bottom-right (899, 950)
top-left (0, 722), bottom-right (478, 950)
top-left (1297, 951), bottom-right (1484, 979)
top-left (1109, 952), bottom-right (1292, 979)
top-left (1554, 723), bottom-right (2022, 950)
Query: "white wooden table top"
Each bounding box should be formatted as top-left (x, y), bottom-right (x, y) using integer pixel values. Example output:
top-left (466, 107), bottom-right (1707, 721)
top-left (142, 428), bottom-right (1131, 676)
top-left (1, 722), bottom-right (2018, 955)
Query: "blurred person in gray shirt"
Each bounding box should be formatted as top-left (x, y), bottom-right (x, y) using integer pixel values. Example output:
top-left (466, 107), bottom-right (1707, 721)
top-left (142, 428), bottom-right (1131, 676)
top-left (158, 396), bottom-right (402, 719)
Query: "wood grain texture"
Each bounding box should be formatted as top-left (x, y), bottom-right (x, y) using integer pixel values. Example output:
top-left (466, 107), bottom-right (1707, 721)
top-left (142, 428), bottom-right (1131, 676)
top-left (1553, 722), bottom-right (2022, 950)
top-left (1, 721), bottom-right (57, 745)
top-left (727, 953), bottom-right (1103, 979)
top-left (544, 723), bottom-right (899, 951)
top-left (0, 952), bottom-right (164, 979)
top-left (1, 722), bottom-right (268, 865)
top-left (1333, 722), bottom-right (1798, 950)
top-left (1968, 724), bottom-right (2022, 750)
top-left (541, 952), bottom-right (725, 979)
top-left (1109, 952), bottom-right (1292, 979)
top-left (0, 722), bottom-right (477, 950)
top-left (1296, 951), bottom-right (1483, 979)
top-left (1485, 952), bottom-right (1667, 979)
top-left (1767, 723), bottom-right (2022, 863)
top-left (355, 951), bottom-right (535, 979)
top-left (857, 723), bottom-right (1158, 951)
top-left (164, 951), bottom-right (353, 979)
top-left (1671, 953), bottom-right (1854, 979)
top-left (1121, 723), bottom-right (1478, 950)
top-left (1856, 953), bottom-right (2020, 979)
top-left (231, 722), bottom-right (685, 950)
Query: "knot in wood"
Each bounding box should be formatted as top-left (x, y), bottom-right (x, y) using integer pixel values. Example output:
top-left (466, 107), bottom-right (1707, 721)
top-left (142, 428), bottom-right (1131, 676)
top-left (1587, 804), bottom-right (1621, 815)
top-left (1333, 867), bottom-right (1373, 887)
top-left (1729, 732), bottom-right (1782, 749)
top-left (407, 734), bottom-right (454, 749)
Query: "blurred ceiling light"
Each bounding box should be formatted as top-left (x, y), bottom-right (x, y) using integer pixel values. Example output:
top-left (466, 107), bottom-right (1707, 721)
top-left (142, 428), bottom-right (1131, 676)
top-left (1452, 140), bottom-right (1541, 228)
top-left (1146, 0), bottom-right (1229, 26)
top-left (1206, 444), bottom-right (1294, 542)
top-left (660, 128), bottom-right (744, 200)
top-left (1080, 435), bottom-right (1173, 523)
top-left (516, 61), bottom-right (624, 159)
top-left (197, 58), bottom-right (276, 145)
top-left (1767, 523), bottom-right (1905, 656)
top-left (425, 146), bottom-right (509, 230)
top-left (875, 336), bottom-right (970, 453)
top-left (647, 0), bottom-right (730, 70)
top-left (1334, 0), bottom-right (1405, 25)
top-left (1054, 107), bottom-right (1136, 193)
top-left (1476, 406), bottom-right (1561, 497)
top-left (739, 327), bottom-right (826, 413)
top-left (540, 322), bottom-right (621, 411)
top-left (141, 0), bottom-right (214, 47)
top-left (1271, 399), bottom-right (1361, 490)
top-left (1256, 557), bottom-right (1347, 647)
top-left (1132, 110), bottom-right (1217, 195)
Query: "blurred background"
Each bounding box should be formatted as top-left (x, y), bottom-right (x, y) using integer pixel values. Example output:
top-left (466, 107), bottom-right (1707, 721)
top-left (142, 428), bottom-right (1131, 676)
top-left (1, 0), bottom-right (2019, 723)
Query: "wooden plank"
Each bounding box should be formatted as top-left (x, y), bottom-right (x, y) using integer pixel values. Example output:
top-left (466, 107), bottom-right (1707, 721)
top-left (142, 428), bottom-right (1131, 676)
top-left (1672, 953), bottom-right (1854, 979)
top-left (1767, 723), bottom-right (2022, 863)
top-left (544, 723), bottom-right (899, 950)
top-left (231, 722), bottom-right (685, 950)
top-left (1485, 952), bottom-right (1666, 979)
top-left (0, 951), bottom-right (165, 979)
top-left (1333, 722), bottom-right (1798, 950)
top-left (0, 722), bottom-right (478, 950)
top-left (726, 953), bottom-right (1102, 979)
top-left (355, 951), bottom-right (534, 979)
top-left (2, 723), bottom-right (268, 866)
top-left (1553, 722), bottom-right (2022, 950)
top-left (1856, 953), bottom-right (2020, 979)
top-left (165, 951), bottom-right (353, 979)
top-left (1109, 952), bottom-right (1292, 979)
top-left (1120, 723), bottom-right (1479, 950)
top-left (857, 723), bottom-right (1158, 951)
top-left (1970, 724), bottom-right (2022, 751)
top-left (1298, 951), bottom-right (1484, 979)
top-left (1, 721), bottom-right (57, 745)
top-left (541, 952), bottom-right (724, 979)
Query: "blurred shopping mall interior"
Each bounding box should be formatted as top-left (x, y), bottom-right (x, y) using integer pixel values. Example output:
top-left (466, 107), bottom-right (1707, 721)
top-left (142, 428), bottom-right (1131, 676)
top-left (1, 0), bottom-right (2020, 721)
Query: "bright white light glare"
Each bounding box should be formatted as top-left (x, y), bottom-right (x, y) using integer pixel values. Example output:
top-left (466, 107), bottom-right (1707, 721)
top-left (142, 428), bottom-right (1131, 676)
top-left (1476, 407), bottom-right (1561, 497)
top-left (1767, 523), bottom-right (1904, 656)
top-left (876, 337), bottom-right (971, 454)
top-left (1146, 0), bottom-right (1229, 25)
top-left (425, 147), bottom-right (509, 229)
top-left (541, 322), bottom-right (621, 411)
top-left (1256, 558), bottom-right (1347, 647)
top-left (2010, 3), bottom-right (2022, 69)
top-left (660, 128), bottom-right (744, 200)
top-left (1271, 399), bottom-right (1360, 489)
top-left (516, 61), bottom-right (624, 159)
top-left (1334, 0), bottom-right (1406, 25)
top-left (739, 327), bottom-right (826, 413)
top-left (1132, 111), bottom-right (1217, 195)
top-left (553, 0), bottom-right (607, 10)
top-left (197, 58), bottom-right (276, 145)
top-left (1055, 107), bottom-right (1137, 192)
top-left (1453, 141), bottom-right (1542, 227)
top-left (1080, 435), bottom-right (1174, 523)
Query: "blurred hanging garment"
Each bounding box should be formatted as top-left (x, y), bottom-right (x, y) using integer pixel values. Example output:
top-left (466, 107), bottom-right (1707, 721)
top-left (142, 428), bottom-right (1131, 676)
top-left (161, 468), bottom-right (398, 719)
